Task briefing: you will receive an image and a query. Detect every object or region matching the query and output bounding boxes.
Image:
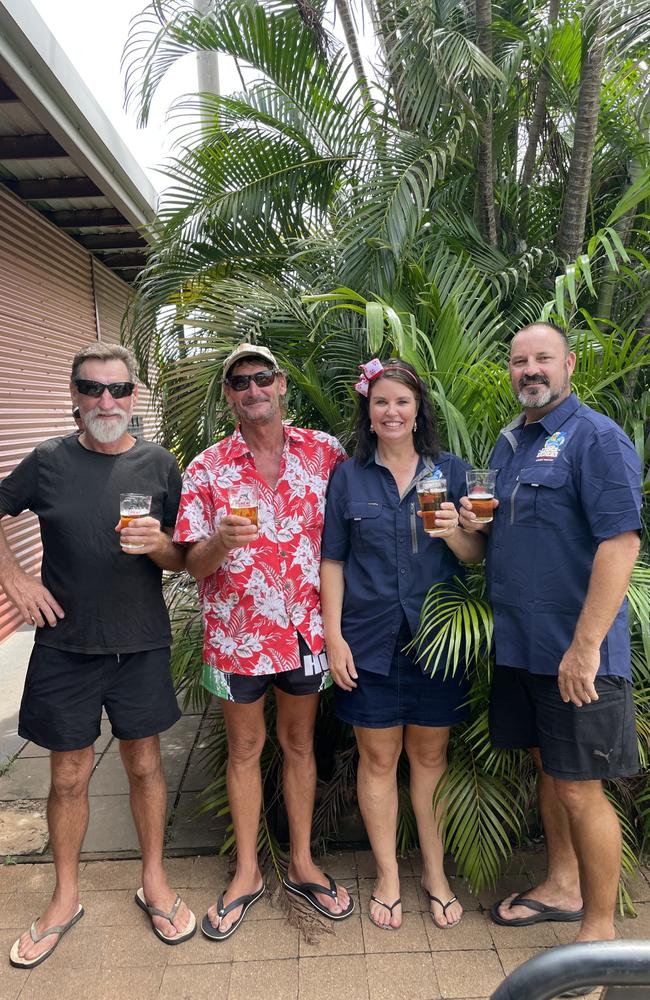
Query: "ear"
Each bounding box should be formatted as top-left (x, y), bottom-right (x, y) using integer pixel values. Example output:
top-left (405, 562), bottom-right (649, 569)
top-left (566, 351), bottom-right (577, 376)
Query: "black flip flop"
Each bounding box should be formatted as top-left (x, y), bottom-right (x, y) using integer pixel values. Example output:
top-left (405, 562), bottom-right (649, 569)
top-left (201, 884), bottom-right (265, 941)
top-left (490, 892), bottom-right (584, 927)
top-left (426, 892), bottom-right (462, 929)
top-left (282, 873), bottom-right (355, 920)
top-left (369, 894), bottom-right (402, 930)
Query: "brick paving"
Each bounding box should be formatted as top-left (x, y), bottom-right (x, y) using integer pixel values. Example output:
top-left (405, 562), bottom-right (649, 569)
top-left (0, 633), bottom-right (648, 999)
top-left (2, 851), bottom-right (648, 999)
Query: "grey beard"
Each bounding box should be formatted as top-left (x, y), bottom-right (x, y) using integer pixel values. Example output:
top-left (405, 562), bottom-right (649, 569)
top-left (517, 377), bottom-right (568, 410)
top-left (84, 409), bottom-right (130, 443)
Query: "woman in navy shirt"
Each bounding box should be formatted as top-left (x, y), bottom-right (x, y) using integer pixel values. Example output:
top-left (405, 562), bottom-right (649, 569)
top-left (321, 359), bottom-right (485, 931)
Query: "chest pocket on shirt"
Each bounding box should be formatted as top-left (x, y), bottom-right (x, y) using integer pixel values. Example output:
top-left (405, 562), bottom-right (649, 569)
top-left (511, 463), bottom-right (572, 527)
top-left (345, 501), bottom-right (382, 552)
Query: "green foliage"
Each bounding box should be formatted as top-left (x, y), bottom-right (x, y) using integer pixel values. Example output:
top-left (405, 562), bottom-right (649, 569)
top-left (124, 0), bottom-right (650, 893)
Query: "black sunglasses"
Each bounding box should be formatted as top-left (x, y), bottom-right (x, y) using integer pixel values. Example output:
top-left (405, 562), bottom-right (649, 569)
top-left (73, 378), bottom-right (135, 399)
top-left (226, 369), bottom-right (279, 392)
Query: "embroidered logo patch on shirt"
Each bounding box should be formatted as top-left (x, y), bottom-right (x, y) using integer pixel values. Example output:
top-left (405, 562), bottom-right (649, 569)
top-left (536, 431), bottom-right (567, 462)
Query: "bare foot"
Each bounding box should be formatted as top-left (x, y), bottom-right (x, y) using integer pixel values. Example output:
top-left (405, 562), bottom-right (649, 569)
top-left (422, 875), bottom-right (463, 928)
top-left (369, 874), bottom-right (402, 929)
top-left (206, 870), bottom-right (264, 935)
top-left (495, 881), bottom-right (583, 924)
top-left (287, 861), bottom-right (351, 917)
top-left (14, 896), bottom-right (80, 963)
top-left (142, 877), bottom-right (194, 940)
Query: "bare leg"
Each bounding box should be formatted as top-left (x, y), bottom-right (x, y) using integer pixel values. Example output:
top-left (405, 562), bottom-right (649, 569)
top-left (120, 736), bottom-right (192, 939)
top-left (205, 697), bottom-right (266, 933)
top-left (15, 748), bottom-right (94, 961)
top-left (496, 748), bottom-right (582, 922)
top-left (404, 725), bottom-right (462, 927)
top-left (355, 725), bottom-right (403, 928)
top-left (276, 689), bottom-right (349, 915)
top-left (553, 778), bottom-right (619, 942)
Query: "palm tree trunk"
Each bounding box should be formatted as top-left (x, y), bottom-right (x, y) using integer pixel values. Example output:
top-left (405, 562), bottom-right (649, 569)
top-left (335, 0), bottom-right (371, 102)
top-left (518, 0), bottom-right (559, 242)
top-left (556, 19), bottom-right (607, 262)
top-left (475, 0), bottom-right (497, 248)
top-left (366, 0), bottom-right (406, 124)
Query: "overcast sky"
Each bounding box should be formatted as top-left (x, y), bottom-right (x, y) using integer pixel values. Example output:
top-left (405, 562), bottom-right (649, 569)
top-left (29, 0), bottom-right (375, 191)
top-left (30, 0), bottom-right (222, 189)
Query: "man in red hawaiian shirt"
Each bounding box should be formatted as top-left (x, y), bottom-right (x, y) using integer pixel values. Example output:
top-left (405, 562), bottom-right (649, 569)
top-left (174, 344), bottom-right (354, 940)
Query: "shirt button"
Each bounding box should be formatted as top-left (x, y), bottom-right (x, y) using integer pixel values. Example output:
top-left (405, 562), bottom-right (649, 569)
top-left (400, 568), bottom-right (406, 575)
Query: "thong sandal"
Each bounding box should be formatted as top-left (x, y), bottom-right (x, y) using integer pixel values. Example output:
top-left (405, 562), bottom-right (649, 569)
top-left (369, 894), bottom-right (402, 930)
top-left (490, 893), bottom-right (584, 927)
top-left (9, 904), bottom-right (85, 969)
top-left (426, 892), bottom-right (462, 929)
top-left (135, 888), bottom-right (196, 945)
top-left (201, 885), bottom-right (265, 941)
top-left (282, 873), bottom-right (355, 920)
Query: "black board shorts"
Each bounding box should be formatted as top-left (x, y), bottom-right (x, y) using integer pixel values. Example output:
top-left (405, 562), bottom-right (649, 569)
top-left (19, 644), bottom-right (181, 751)
top-left (489, 664), bottom-right (639, 781)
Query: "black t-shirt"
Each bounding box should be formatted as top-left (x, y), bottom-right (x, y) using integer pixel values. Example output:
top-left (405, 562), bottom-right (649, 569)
top-left (0, 435), bottom-right (182, 654)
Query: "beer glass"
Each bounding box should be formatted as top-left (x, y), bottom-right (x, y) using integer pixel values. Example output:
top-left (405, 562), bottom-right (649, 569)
top-left (119, 493), bottom-right (152, 550)
top-left (228, 482), bottom-right (259, 527)
top-left (416, 476), bottom-right (448, 536)
top-left (465, 470), bottom-right (497, 523)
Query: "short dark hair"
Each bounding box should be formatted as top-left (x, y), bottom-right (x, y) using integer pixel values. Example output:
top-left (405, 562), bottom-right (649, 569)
top-left (71, 342), bottom-right (136, 381)
top-left (354, 359), bottom-right (440, 463)
top-left (512, 322), bottom-right (570, 356)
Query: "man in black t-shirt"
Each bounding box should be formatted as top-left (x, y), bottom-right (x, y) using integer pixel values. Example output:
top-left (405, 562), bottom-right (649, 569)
top-left (0, 343), bottom-right (196, 969)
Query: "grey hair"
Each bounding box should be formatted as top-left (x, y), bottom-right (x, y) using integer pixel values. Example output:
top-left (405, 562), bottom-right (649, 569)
top-left (71, 342), bottom-right (136, 382)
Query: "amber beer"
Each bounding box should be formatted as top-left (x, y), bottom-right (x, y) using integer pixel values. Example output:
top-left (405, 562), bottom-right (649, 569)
top-left (228, 482), bottom-right (259, 536)
top-left (465, 470), bottom-right (497, 524)
top-left (229, 504), bottom-right (258, 527)
top-left (119, 493), bottom-right (152, 550)
top-left (416, 476), bottom-right (448, 536)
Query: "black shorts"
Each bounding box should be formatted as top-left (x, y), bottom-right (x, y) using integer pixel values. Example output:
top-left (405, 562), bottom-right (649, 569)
top-left (19, 645), bottom-right (181, 751)
top-left (214, 633), bottom-right (331, 704)
top-left (489, 665), bottom-right (639, 781)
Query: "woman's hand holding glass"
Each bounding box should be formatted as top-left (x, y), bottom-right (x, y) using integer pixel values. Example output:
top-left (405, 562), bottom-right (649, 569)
top-left (327, 635), bottom-right (359, 691)
top-left (416, 500), bottom-right (460, 538)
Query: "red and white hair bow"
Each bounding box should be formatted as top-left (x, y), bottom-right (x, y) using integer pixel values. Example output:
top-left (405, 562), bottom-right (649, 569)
top-left (354, 358), bottom-right (384, 396)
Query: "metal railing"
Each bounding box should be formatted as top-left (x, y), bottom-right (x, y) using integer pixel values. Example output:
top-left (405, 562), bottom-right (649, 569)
top-left (490, 941), bottom-right (650, 1000)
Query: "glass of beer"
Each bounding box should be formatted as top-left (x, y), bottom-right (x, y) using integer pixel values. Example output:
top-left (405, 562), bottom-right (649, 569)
top-left (228, 482), bottom-right (258, 527)
top-left (119, 493), bottom-right (152, 550)
top-left (465, 470), bottom-right (497, 523)
top-left (416, 476), bottom-right (448, 536)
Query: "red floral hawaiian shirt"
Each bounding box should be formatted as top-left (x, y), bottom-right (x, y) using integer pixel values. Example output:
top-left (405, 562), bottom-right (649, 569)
top-left (174, 425), bottom-right (347, 677)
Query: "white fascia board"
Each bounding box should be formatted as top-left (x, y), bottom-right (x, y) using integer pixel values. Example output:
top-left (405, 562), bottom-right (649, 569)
top-left (0, 0), bottom-right (158, 230)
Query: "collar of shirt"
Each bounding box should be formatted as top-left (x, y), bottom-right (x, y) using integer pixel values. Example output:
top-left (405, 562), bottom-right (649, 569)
top-left (224, 423), bottom-right (303, 461)
top-left (500, 393), bottom-right (581, 451)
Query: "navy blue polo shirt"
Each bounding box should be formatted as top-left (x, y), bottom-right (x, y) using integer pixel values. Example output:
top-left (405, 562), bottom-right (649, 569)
top-left (321, 451), bottom-right (470, 675)
top-left (487, 394), bottom-right (642, 680)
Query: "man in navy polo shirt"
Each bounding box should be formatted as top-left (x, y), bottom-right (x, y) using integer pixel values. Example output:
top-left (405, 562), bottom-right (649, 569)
top-left (460, 322), bottom-right (641, 953)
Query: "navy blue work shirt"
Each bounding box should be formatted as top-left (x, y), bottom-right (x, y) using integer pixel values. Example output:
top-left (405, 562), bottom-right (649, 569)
top-left (487, 394), bottom-right (642, 680)
top-left (321, 451), bottom-right (470, 675)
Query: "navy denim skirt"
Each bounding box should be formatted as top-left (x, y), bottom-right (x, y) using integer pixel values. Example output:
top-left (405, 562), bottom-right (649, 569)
top-left (334, 619), bottom-right (470, 729)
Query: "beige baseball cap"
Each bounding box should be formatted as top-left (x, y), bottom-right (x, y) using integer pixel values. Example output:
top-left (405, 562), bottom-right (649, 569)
top-left (222, 343), bottom-right (279, 381)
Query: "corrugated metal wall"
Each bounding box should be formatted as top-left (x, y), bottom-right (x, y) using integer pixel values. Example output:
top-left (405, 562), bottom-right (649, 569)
top-left (0, 186), bottom-right (150, 642)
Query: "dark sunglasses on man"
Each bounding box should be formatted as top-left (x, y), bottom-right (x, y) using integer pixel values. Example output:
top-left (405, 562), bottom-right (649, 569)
top-left (73, 378), bottom-right (135, 399)
top-left (226, 369), bottom-right (279, 392)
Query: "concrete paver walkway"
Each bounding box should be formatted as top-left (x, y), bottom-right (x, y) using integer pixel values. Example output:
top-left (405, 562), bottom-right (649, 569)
top-left (2, 852), bottom-right (649, 999)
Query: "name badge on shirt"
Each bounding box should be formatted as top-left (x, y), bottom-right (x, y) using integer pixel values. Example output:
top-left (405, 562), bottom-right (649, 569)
top-left (536, 431), bottom-right (567, 462)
